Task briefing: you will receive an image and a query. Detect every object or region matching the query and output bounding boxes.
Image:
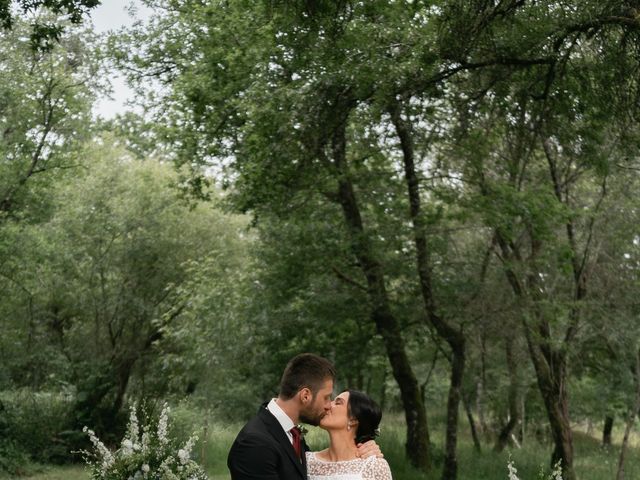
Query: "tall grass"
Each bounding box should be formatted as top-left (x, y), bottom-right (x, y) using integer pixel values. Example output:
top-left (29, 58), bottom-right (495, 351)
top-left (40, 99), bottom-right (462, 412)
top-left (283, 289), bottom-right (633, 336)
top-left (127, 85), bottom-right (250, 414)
top-left (370, 414), bottom-right (640, 480)
top-left (6, 409), bottom-right (639, 480)
top-left (194, 412), bottom-right (640, 480)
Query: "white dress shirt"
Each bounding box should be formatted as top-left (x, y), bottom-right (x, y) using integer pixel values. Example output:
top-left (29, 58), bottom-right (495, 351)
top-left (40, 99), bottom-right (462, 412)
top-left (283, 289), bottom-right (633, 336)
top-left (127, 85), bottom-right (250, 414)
top-left (267, 398), bottom-right (296, 444)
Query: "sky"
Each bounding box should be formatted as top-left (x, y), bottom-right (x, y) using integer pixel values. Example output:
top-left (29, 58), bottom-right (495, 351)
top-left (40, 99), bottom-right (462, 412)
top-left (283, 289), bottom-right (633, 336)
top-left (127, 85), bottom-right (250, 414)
top-left (90, 0), bottom-right (153, 119)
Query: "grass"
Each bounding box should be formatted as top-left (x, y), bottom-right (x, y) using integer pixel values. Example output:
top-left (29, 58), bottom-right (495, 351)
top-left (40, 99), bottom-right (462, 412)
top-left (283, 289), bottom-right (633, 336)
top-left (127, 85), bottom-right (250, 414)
top-left (4, 413), bottom-right (639, 480)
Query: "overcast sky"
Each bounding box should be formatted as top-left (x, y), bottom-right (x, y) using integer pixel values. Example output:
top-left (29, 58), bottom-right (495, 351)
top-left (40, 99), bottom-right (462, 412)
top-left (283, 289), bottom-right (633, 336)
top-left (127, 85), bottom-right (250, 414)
top-left (90, 0), bottom-right (153, 119)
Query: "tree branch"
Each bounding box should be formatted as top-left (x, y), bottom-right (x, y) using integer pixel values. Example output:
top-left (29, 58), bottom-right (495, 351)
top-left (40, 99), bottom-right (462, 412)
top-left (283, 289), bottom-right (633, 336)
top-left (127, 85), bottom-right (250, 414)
top-left (332, 266), bottom-right (368, 292)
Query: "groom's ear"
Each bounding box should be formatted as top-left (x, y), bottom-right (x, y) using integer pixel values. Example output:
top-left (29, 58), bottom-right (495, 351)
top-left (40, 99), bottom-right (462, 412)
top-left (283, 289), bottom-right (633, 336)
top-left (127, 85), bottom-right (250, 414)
top-left (299, 387), bottom-right (312, 404)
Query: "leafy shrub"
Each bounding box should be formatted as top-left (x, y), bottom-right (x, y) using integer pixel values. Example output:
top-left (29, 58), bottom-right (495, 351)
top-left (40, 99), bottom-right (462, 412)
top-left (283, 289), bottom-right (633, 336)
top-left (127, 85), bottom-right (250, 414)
top-left (0, 389), bottom-right (75, 465)
top-left (0, 439), bottom-right (30, 476)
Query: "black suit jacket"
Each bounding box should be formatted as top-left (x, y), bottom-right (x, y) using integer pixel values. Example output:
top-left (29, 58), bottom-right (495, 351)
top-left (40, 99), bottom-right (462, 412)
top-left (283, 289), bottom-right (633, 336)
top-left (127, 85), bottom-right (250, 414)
top-left (227, 404), bottom-right (309, 480)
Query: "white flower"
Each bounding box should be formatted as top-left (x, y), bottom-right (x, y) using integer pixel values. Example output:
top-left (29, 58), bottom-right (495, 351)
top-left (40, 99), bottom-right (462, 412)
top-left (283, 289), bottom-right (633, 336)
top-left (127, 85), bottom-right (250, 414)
top-left (121, 438), bottom-right (134, 457)
top-left (83, 426), bottom-right (114, 471)
top-left (507, 458), bottom-right (520, 480)
top-left (178, 449), bottom-right (189, 465)
top-left (157, 403), bottom-right (170, 445)
top-left (141, 431), bottom-right (151, 452)
top-left (127, 405), bottom-right (140, 441)
top-left (550, 460), bottom-right (563, 480)
top-left (178, 435), bottom-right (198, 465)
top-left (84, 403), bottom-right (208, 480)
top-left (508, 457), bottom-right (562, 480)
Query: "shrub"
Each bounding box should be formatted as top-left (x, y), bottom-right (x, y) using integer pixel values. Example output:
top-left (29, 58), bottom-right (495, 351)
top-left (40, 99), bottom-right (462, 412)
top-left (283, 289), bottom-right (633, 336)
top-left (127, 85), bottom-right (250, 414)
top-left (0, 439), bottom-right (30, 476)
top-left (0, 389), bottom-right (75, 465)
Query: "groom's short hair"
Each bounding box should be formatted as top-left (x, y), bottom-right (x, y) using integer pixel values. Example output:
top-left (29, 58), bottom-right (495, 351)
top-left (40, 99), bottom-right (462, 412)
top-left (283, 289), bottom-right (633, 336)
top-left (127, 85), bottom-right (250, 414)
top-left (279, 353), bottom-right (336, 400)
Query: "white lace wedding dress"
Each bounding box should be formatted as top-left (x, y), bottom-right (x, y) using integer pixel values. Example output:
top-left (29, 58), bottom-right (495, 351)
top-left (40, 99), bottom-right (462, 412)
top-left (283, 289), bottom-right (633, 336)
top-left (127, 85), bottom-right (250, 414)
top-left (306, 451), bottom-right (392, 480)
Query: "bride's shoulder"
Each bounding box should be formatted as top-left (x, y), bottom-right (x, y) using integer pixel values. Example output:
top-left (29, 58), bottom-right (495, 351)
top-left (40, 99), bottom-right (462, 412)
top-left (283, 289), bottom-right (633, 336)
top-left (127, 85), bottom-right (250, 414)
top-left (362, 456), bottom-right (392, 480)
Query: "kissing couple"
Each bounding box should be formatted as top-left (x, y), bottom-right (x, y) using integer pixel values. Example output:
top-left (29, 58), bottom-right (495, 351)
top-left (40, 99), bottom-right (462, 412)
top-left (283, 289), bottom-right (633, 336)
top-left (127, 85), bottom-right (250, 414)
top-left (228, 353), bottom-right (392, 480)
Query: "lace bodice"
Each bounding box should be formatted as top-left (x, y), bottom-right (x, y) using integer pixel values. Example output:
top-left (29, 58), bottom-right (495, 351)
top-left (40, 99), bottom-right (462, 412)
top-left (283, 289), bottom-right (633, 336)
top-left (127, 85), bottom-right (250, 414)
top-left (306, 451), bottom-right (392, 480)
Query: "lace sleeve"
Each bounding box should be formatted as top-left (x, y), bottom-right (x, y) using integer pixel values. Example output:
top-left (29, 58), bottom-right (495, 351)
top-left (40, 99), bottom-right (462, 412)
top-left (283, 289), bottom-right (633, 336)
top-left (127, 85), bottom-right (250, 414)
top-left (363, 457), bottom-right (392, 480)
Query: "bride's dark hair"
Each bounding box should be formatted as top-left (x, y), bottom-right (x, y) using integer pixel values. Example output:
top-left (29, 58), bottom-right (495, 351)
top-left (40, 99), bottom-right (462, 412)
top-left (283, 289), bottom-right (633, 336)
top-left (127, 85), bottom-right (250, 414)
top-left (347, 390), bottom-right (382, 443)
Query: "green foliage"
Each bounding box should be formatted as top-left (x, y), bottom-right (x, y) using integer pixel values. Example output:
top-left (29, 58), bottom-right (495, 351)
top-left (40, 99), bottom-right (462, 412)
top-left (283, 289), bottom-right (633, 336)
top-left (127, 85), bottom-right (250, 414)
top-left (0, 0), bottom-right (100, 50)
top-left (0, 441), bottom-right (29, 477)
top-left (3, 0), bottom-right (640, 477)
top-left (0, 134), bottom-right (253, 456)
top-left (0, 389), bottom-right (74, 471)
top-left (109, 2), bottom-right (640, 472)
top-left (0, 17), bottom-right (98, 223)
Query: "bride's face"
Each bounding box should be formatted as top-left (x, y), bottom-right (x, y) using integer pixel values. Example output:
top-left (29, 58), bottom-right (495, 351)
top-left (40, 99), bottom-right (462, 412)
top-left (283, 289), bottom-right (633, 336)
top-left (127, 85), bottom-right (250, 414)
top-left (319, 391), bottom-right (353, 432)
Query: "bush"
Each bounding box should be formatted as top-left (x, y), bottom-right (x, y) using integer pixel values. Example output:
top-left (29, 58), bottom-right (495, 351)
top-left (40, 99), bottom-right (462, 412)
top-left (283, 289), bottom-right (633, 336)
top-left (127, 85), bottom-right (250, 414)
top-left (0, 440), bottom-right (30, 476)
top-left (0, 389), bottom-right (75, 466)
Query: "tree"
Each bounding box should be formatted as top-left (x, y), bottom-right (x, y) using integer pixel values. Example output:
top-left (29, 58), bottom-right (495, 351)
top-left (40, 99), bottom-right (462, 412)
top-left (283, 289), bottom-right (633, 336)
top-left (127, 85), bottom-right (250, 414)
top-left (111, 0), bottom-right (439, 470)
top-left (111, 1), bottom-right (640, 478)
top-left (443, 17), bottom-right (640, 478)
top-left (0, 0), bottom-right (100, 49)
top-left (0, 136), bottom-right (251, 442)
top-left (0, 17), bottom-right (98, 395)
top-left (0, 17), bottom-right (98, 222)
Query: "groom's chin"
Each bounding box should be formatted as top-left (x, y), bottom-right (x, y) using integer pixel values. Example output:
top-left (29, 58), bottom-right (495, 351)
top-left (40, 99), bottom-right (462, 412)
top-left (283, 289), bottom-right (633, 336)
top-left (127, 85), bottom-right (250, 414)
top-left (299, 414), bottom-right (322, 427)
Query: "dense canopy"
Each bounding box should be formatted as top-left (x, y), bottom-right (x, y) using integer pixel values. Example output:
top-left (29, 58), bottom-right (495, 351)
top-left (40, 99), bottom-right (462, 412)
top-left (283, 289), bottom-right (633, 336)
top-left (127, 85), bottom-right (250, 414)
top-left (2, 2), bottom-right (640, 480)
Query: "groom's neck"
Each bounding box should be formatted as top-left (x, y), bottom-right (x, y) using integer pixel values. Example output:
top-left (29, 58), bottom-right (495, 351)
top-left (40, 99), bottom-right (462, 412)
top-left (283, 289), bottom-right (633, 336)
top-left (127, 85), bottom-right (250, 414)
top-left (275, 397), bottom-right (300, 424)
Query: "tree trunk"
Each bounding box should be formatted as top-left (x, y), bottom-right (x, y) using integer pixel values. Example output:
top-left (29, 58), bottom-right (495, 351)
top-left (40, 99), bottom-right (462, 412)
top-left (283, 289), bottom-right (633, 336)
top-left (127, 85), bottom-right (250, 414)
top-left (443, 346), bottom-right (465, 479)
top-left (477, 335), bottom-right (489, 439)
top-left (492, 227), bottom-right (576, 480)
top-left (332, 124), bottom-right (431, 472)
top-left (531, 346), bottom-right (575, 480)
top-left (520, 395), bottom-right (526, 445)
top-left (380, 368), bottom-right (388, 411)
top-left (615, 349), bottom-right (640, 480)
top-left (462, 393), bottom-right (482, 452)
top-left (602, 415), bottom-right (614, 447)
top-left (114, 356), bottom-right (136, 415)
top-left (616, 413), bottom-right (635, 480)
top-left (494, 336), bottom-right (520, 452)
top-left (421, 350), bottom-right (439, 406)
top-left (495, 415), bottom-right (519, 452)
top-left (390, 102), bottom-right (465, 480)
top-left (498, 264), bottom-right (576, 478)
top-left (73, 365), bottom-right (120, 438)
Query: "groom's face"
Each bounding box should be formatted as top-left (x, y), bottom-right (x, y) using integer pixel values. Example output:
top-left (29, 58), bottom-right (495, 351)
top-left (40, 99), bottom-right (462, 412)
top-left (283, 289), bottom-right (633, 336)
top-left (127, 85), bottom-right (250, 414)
top-left (299, 378), bottom-right (334, 426)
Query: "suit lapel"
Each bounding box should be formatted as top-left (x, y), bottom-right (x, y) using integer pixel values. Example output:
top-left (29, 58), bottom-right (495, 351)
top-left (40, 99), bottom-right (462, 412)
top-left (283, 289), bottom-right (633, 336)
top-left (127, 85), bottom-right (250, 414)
top-left (258, 407), bottom-right (306, 478)
top-left (301, 436), bottom-right (309, 473)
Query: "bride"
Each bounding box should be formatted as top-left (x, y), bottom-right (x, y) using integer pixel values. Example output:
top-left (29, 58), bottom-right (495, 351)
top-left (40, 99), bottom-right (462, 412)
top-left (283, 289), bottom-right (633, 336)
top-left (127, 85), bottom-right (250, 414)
top-left (307, 390), bottom-right (392, 480)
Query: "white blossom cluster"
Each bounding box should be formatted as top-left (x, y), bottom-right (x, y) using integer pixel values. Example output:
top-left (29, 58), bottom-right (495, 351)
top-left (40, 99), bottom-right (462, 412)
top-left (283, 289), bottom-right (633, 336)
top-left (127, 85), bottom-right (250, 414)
top-left (82, 403), bottom-right (208, 480)
top-left (507, 458), bottom-right (563, 480)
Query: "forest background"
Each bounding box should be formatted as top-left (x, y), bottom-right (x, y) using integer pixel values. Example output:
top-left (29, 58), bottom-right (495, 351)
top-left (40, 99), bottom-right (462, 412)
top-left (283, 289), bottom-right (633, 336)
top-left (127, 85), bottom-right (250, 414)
top-left (1, 1), bottom-right (640, 480)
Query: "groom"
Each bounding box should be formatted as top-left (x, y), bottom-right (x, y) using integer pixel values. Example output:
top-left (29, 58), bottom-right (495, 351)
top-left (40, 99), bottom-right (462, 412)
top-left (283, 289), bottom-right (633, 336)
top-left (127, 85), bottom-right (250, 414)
top-left (227, 353), bottom-right (379, 479)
